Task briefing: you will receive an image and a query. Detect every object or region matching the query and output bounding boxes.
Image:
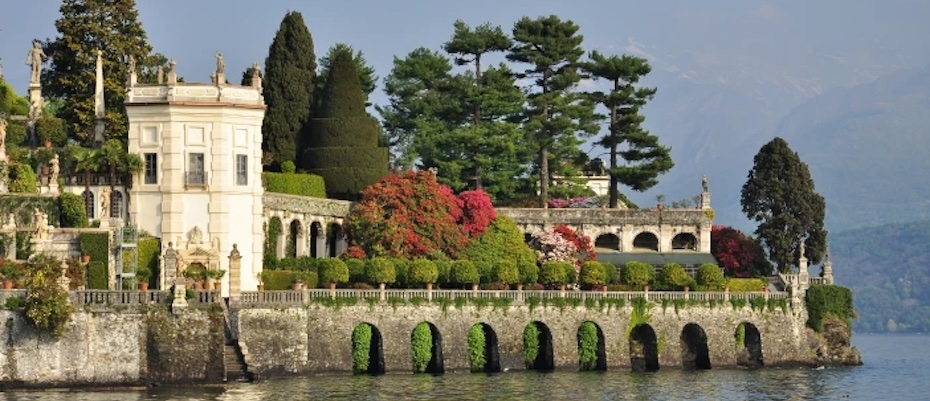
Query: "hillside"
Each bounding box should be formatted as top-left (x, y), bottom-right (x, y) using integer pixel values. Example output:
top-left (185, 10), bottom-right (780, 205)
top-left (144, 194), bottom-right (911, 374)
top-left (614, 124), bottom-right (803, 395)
top-left (831, 220), bottom-right (930, 333)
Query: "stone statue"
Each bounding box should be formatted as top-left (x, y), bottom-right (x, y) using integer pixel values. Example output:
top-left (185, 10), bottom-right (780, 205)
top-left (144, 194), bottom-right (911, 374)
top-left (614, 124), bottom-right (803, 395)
top-left (48, 154), bottom-right (60, 183)
top-left (26, 40), bottom-right (47, 84)
top-left (2, 213), bottom-right (15, 230)
top-left (156, 66), bottom-right (164, 84)
top-left (128, 55), bottom-right (136, 75)
top-left (190, 226), bottom-right (203, 245)
top-left (100, 188), bottom-right (111, 218)
top-left (33, 208), bottom-right (49, 240)
top-left (216, 52), bottom-right (225, 74)
top-left (251, 62), bottom-right (262, 90)
top-left (167, 59), bottom-right (177, 84)
top-left (702, 175), bottom-right (708, 192)
top-left (0, 117), bottom-right (6, 150)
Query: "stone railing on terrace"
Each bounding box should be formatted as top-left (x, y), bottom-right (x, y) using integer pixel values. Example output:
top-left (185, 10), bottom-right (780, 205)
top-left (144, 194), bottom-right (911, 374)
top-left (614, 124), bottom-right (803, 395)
top-left (126, 83), bottom-right (263, 107)
top-left (0, 289), bottom-right (221, 307)
top-left (496, 207), bottom-right (711, 226)
top-left (235, 289), bottom-right (788, 307)
top-left (262, 192), bottom-right (353, 217)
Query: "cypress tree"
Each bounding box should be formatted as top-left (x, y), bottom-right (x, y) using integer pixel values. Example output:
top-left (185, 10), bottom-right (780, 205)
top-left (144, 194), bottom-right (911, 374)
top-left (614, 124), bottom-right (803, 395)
top-left (262, 11), bottom-right (316, 170)
top-left (305, 51), bottom-right (389, 200)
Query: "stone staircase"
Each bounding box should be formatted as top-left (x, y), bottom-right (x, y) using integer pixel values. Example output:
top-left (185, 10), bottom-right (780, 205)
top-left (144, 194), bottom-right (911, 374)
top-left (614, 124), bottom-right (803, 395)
top-left (224, 343), bottom-right (251, 382)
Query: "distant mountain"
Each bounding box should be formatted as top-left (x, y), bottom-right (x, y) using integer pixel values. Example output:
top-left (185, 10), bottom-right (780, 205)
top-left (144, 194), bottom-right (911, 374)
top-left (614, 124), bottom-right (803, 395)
top-left (831, 220), bottom-right (930, 333)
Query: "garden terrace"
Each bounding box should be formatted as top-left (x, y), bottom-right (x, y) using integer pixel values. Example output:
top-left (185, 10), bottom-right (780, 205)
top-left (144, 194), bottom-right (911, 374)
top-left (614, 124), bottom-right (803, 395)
top-left (0, 289), bottom-right (222, 307)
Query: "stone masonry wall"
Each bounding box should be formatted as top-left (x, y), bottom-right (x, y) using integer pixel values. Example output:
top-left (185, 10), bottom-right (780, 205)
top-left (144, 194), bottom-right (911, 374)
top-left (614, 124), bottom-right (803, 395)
top-left (0, 307), bottom-right (223, 389)
top-left (236, 301), bottom-right (811, 377)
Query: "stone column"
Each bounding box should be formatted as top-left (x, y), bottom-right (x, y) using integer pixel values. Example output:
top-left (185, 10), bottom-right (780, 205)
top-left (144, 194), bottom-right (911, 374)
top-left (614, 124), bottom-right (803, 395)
top-left (798, 242), bottom-right (809, 294)
top-left (229, 243), bottom-right (242, 298)
top-left (822, 248), bottom-right (834, 285)
top-left (276, 226), bottom-right (286, 259)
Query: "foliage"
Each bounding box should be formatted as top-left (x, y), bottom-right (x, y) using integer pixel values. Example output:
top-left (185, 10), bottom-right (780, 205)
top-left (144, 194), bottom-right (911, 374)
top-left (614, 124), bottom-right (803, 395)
top-left (86, 261), bottom-right (107, 290)
top-left (352, 323), bottom-right (373, 374)
top-left (468, 323), bottom-right (487, 372)
top-left (805, 285), bottom-right (856, 332)
top-left (528, 230), bottom-right (577, 265)
top-left (408, 259), bottom-right (439, 286)
top-left (137, 237), bottom-right (160, 286)
top-left (0, 81), bottom-right (29, 116)
top-left (411, 322), bottom-right (433, 373)
top-left (579, 261), bottom-right (607, 288)
top-left (495, 259), bottom-right (520, 286)
top-left (451, 260), bottom-right (479, 286)
top-left (697, 263), bottom-right (726, 290)
top-left (316, 43), bottom-right (378, 108)
top-left (601, 262), bottom-right (619, 285)
top-left (260, 270), bottom-right (302, 290)
top-left (35, 115), bottom-right (68, 146)
top-left (42, 0), bottom-right (153, 143)
top-left (23, 254), bottom-right (74, 338)
top-left (7, 163), bottom-right (37, 193)
top-left (581, 51), bottom-right (672, 207)
top-left (365, 257), bottom-right (396, 285)
top-left (135, 266), bottom-right (152, 281)
top-left (58, 192), bottom-right (88, 228)
top-left (458, 190), bottom-right (496, 238)
top-left (553, 225), bottom-right (596, 265)
top-left (262, 172), bottom-right (327, 197)
top-left (79, 232), bottom-right (109, 265)
top-left (507, 15), bottom-right (599, 206)
top-left (539, 261), bottom-right (570, 287)
top-left (345, 258), bottom-right (366, 283)
top-left (725, 278), bottom-right (766, 292)
top-left (520, 260), bottom-right (539, 286)
top-left (262, 11), bottom-right (316, 170)
top-left (741, 137), bottom-right (827, 272)
top-left (626, 297), bottom-right (652, 339)
top-left (548, 196), bottom-right (601, 209)
top-left (305, 48), bottom-right (389, 199)
top-left (622, 261), bottom-right (654, 289)
top-left (318, 258), bottom-right (349, 285)
top-left (264, 217), bottom-right (282, 263)
top-left (523, 322), bottom-right (540, 368)
top-left (348, 171), bottom-right (467, 259)
top-left (578, 321), bottom-right (600, 371)
top-left (465, 216), bottom-right (537, 284)
top-left (710, 225), bottom-right (772, 277)
top-left (658, 263), bottom-right (689, 290)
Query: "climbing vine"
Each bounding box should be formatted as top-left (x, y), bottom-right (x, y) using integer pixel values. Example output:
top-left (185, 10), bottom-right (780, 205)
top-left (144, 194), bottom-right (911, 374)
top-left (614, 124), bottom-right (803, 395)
top-left (23, 254), bottom-right (74, 339)
top-left (626, 297), bottom-right (652, 339)
top-left (735, 323), bottom-right (746, 349)
top-left (467, 324), bottom-right (487, 372)
top-left (352, 323), bottom-right (372, 374)
top-left (264, 218), bottom-right (282, 261)
top-left (805, 284), bottom-right (855, 332)
top-left (411, 322), bottom-right (432, 373)
top-left (523, 323), bottom-right (540, 368)
top-left (578, 321), bottom-right (599, 371)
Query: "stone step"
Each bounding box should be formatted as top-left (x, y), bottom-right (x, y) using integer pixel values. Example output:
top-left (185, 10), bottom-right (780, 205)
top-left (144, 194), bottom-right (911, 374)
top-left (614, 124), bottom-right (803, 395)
top-left (223, 344), bottom-right (250, 382)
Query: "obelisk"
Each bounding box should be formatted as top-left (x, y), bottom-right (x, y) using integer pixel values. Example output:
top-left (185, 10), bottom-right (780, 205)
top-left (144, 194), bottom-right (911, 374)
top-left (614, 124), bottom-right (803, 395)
top-left (93, 50), bottom-right (105, 145)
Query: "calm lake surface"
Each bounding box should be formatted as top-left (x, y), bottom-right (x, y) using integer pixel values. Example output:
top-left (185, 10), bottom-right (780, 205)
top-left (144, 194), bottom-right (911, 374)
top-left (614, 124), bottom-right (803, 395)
top-left (1, 333), bottom-right (926, 401)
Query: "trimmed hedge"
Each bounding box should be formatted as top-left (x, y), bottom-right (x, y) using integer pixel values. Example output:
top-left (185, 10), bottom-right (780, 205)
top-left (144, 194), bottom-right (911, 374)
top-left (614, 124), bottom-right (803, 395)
top-left (6, 163), bottom-right (37, 194)
top-left (260, 270), bottom-right (319, 290)
top-left (319, 258), bottom-right (350, 285)
top-left (303, 166), bottom-right (388, 200)
top-left (805, 284), bottom-right (855, 332)
top-left (79, 232), bottom-right (109, 265)
top-left (262, 172), bottom-right (326, 198)
top-left (87, 261), bottom-right (107, 289)
top-left (622, 261), bottom-right (655, 288)
top-left (725, 278), bottom-right (766, 292)
top-left (138, 238), bottom-right (161, 287)
top-left (365, 257), bottom-right (396, 286)
top-left (697, 263), bottom-right (726, 290)
top-left (58, 192), bottom-right (88, 228)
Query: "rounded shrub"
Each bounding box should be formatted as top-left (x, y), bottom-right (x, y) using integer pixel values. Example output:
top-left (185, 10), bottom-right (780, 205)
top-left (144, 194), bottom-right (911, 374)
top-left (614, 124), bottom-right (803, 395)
top-left (411, 322), bottom-right (432, 373)
top-left (390, 258), bottom-right (410, 288)
top-left (579, 261), bottom-right (607, 289)
top-left (408, 259), bottom-right (439, 287)
top-left (697, 263), bottom-right (726, 290)
top-left (601, 261), bottom-right (618, 284)
top-left (519, 261), bottom-right (538, 286)
top-left (622, 261), bottom-right (655, 289)
top-left (495, 260), bottom-right (520, 286)
top-left (365, 257), bottom-right (395, 286)
top-left (451, 260), bottom-right (479, 287)
top-left (539, 261), bottom-right (570, 288)
top-left (345, 258), bottom-right (366, 283)
top-left (435, 260), bottom-right (452, 285)
top-left (659, 263), bottom-right (690, 290)
top-left (468, 323), bottom-right (487, 372)
top-left (58, 192), bottom-right (88, 228)
top-left (319, 258), bottom-right (349, 286)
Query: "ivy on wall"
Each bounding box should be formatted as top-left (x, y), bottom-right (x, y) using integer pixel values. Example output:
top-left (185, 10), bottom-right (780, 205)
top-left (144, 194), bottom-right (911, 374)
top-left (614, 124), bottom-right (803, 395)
top-left (352, 323), bottom-right (373, 374)
top-left (264, 218), bottom-right (282, 263)
top-left (805, 284), bottom-right (855, 332)
top-left (0, 194), bottom-right (60, 228)
top-left (626, 297), bottom-right (652, 339)
top-left (523, 323), bottom-right (540, 368)
top-left (79, 232), bottom-right (109, 265)
top-left (467, 324), bottom-right (486, 372)
top-left (577, 321), bottom-right (599, 371)
top-left (411, 322), bottom-right (432, 374)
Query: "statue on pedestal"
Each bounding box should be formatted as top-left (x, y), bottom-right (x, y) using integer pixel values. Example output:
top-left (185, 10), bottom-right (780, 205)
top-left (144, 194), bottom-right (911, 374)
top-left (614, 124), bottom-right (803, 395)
top-left (49, 154), bottom-right (60, 183)
top-left (0, 117), bottom-right (7, 151)
top-left (33, 208), bottom-right (50, 241)
top-left (26, 40), bottom-right (47, 85)
top-left (216, 53), bottom-right (225, 75)
top-left (100, 188), bottom-right (111, 218)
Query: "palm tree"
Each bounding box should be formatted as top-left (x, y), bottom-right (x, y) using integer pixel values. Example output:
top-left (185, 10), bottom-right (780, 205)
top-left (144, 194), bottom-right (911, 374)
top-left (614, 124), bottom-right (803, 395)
top-left (72, 147), bottom-right (100, 195)
top-left (121, 152), bottom-right (144, 219)
top-left (99, 139), bottom-right (124, 193)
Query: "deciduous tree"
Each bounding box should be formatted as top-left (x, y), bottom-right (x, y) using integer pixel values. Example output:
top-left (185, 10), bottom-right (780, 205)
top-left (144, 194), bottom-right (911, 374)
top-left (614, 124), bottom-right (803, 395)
top-left (710, 225), bottom-right (772, 277)
top-left (741, 137), bottom-right (827, 272)
top-left (262, 11), bottom-right (316, 170)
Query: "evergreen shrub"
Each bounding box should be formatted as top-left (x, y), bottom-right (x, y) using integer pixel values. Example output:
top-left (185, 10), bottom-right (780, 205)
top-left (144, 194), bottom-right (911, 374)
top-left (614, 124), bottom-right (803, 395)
top-left (262, 172), bottom-right (326, 197)
top-left (58, 192), bottom-right (88, 228)
top-left (805, 284), bottom-right (855, 332)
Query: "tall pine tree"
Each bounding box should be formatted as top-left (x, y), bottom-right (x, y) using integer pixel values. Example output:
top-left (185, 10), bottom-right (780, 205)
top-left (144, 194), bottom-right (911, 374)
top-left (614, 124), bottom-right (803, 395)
top-left (741, 137), bottom-right (827, 272)
top-left (582, 51), bottom-right (673, 207)
top-left (262, 11), bottom-right (315, 170)
top-left (305, 51), bottom-right (389, 200)
top-left (42, 0), bottom-right (152, 144)
top-left (507, 15), bottom-right (599, 207)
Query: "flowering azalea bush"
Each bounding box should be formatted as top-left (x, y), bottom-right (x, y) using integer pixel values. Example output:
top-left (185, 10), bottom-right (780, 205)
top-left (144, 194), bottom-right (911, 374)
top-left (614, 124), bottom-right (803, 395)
top-left (528, 225), bottom-right (596, 272)
top-left (548, 196), bottom-right (602, 209)
top-left (458, 190), bottom-right (496, 238)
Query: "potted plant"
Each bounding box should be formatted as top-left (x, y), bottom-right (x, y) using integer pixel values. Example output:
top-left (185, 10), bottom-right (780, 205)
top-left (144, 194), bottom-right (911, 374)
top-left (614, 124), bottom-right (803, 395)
top-left (209, 269), bottom-right (226, 291)
top-left (1, 260), bottom-right (19, 289)
top-left (256, 271), bottom-right (264, 291)
top-left (136, 267), bottom-right (152, 291)
top-left (182, 264), bottom-right (208, 290)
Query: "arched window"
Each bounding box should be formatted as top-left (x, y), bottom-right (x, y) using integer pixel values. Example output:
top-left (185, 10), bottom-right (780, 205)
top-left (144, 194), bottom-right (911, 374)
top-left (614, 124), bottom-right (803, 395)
top-left (83, 190), bottom-right (95, 219)
top-left (111, 191), bottom-right (123, 219)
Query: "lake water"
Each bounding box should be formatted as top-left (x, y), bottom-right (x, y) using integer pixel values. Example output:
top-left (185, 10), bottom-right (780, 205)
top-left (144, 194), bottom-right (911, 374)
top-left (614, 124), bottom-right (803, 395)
top-left (1, 333), bottom-right (926, 401)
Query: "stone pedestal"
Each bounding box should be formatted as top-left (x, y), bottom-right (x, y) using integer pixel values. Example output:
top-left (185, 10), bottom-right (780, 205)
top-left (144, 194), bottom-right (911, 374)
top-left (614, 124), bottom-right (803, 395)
top-left (171, 283), bottom-right (188, 312)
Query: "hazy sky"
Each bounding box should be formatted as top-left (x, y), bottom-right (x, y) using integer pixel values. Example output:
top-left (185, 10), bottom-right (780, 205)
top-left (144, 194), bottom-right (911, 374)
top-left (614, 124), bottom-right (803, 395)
top-left (2, 0), bottom-right (927, 110)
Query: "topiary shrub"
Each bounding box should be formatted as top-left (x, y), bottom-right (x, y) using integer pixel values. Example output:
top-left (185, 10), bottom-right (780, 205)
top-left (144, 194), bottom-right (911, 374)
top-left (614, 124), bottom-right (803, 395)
top-left (451, 260), bottom-right (479, 288)
top-left (659, 263), bottom-right (689, 290)
top-left (435, 260), bottom-right (452, 286)
top-left (262, 171), bottom-right (327, 197)
top-left (579, 261), bottom-right (607, 290)
top-left (87, 261), bottom-right (107, 290)
top-left (260, 270), bottom-right (298, 290)
top-left (468, 323), bottom-right (487, 372)
top-left (365, 257), bottom-right (395, 288)
top-left (79, 232), bottom-right (109, 265)
top-left (411, 322), bottom-right (433, 373)
top-left (408, 259), bottom-right (438, 288)
top-left (7, 163), bottom-right (37, 193)
top-left (622, 261), bottom-right (654, 289)
top-left (520, 261), bottom-right (539, 288)
top-left (390, 258), bottom-right (409, 288)
top-left (345, 258), bottom-right (366, 283)
top-left (601, 261), bottom-right (619, 284)
top-left (523, 323), bottom-right (540, 368)
top-left (58, 192), bottom-right (88, 228)
top-left (318, 258), bottom-right (349, 287)
top-left (495, 260), bottom-right (520, 288)
top-left (352, 323), bottom-right (373, 374)
top-left (578, 321), bottom-right (599, 371)
top-left (540, 261), bottom-right (570, 289)
top-left (725, 278), bottom-right (766, 292)
top-left (697, 263), bottom-right (726, 290)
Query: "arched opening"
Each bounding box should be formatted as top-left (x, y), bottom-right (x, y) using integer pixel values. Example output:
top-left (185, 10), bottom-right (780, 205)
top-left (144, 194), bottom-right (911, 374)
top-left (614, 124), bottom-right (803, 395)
top-left (110, 191), bottom-right (123, 219)
top-left (736, 322), bottom-right (764, 368)
top-left (680, 323), bottom-right (711, 370)
top-left (468, 323), bottom-right (501, 373)
top-left (523, 321), bottom-right (554, 371)
top-left (411, 321), bottom-right (444, 374)
top-left (594, 233), bottom-right (620, 251)
top-left (327, 223), bottom-right (343, 257)
top-left (265, 216), bottom-right (284, 259)
top-left (577, 321), bottom-right (607, 371)
top-left (671, 233), bottom-right (698, 250)
top-left (351, 322), bottom-right (384, 375)
top-left (629, 324), bottom-right (660, 372)
top-left (309, 222), bottom-right (322, 258)
top-left (82, 190), bottom-right (95, 219)
top-left (287, 220), bottom-right (300, 258)
top-left (633, 232), bottom-right (659, 251)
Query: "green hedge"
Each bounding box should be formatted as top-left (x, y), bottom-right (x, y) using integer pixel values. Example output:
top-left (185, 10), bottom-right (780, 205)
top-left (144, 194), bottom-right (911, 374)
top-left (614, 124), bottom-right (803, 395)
top-left (308, 116), bottom-right (382, 148)
top-left (805, 285), bottom-right (855, 332)
top-left (262, 172), bottom-right (326, 198)
top-left (468, 323), bottom-right (487, 372)
top-left (260, 270), bottom-right (321, 290)
top-left (578, 321), bottom-right (599, 371)
top-left (138, 238), bottom-right (161, 287)
top-left (58, 192), bottom-right (88, 228)
top-left (0, 194), bottom-right (59, 228)
top-left (87, 261), bottom-right (107, 289)
top-left (352, 323), bottom-right (373, 374)
top-left (6, 163), bottom-right (37, 193)
top-left (79, 232), bottom-right (109, 265)
top-left (304, 166), bottom-right (388, 200)
top-left (725, 278), bottom-right (766, 292)
top-left (411, 322), bottom-right (433, 374)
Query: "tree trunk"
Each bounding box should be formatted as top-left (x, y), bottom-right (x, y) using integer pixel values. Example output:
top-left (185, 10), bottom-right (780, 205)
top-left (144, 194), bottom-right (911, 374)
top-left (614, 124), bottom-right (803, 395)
top-left (609, 79), bottom-right (620, 208)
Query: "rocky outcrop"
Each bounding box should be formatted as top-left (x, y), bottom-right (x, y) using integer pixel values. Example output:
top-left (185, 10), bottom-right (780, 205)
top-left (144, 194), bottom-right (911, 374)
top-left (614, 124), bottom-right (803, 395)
top-left (806, 316), bottom-right (863, 366)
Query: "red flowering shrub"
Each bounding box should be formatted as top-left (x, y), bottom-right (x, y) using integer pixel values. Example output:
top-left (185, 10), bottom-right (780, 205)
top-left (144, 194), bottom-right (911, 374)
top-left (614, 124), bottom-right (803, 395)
top-left (553, 225), bottom-right (596, 265)
top-left (710, 225), bottom-right (772, 277)
top-left (529, 225), bottom-right (596, 272)
top-left (347, 171), bottom-right (467, 259)
top-left (458, 190), bottom-right (496, 238)
top-left (341, 245), bottom-right (367, 260)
